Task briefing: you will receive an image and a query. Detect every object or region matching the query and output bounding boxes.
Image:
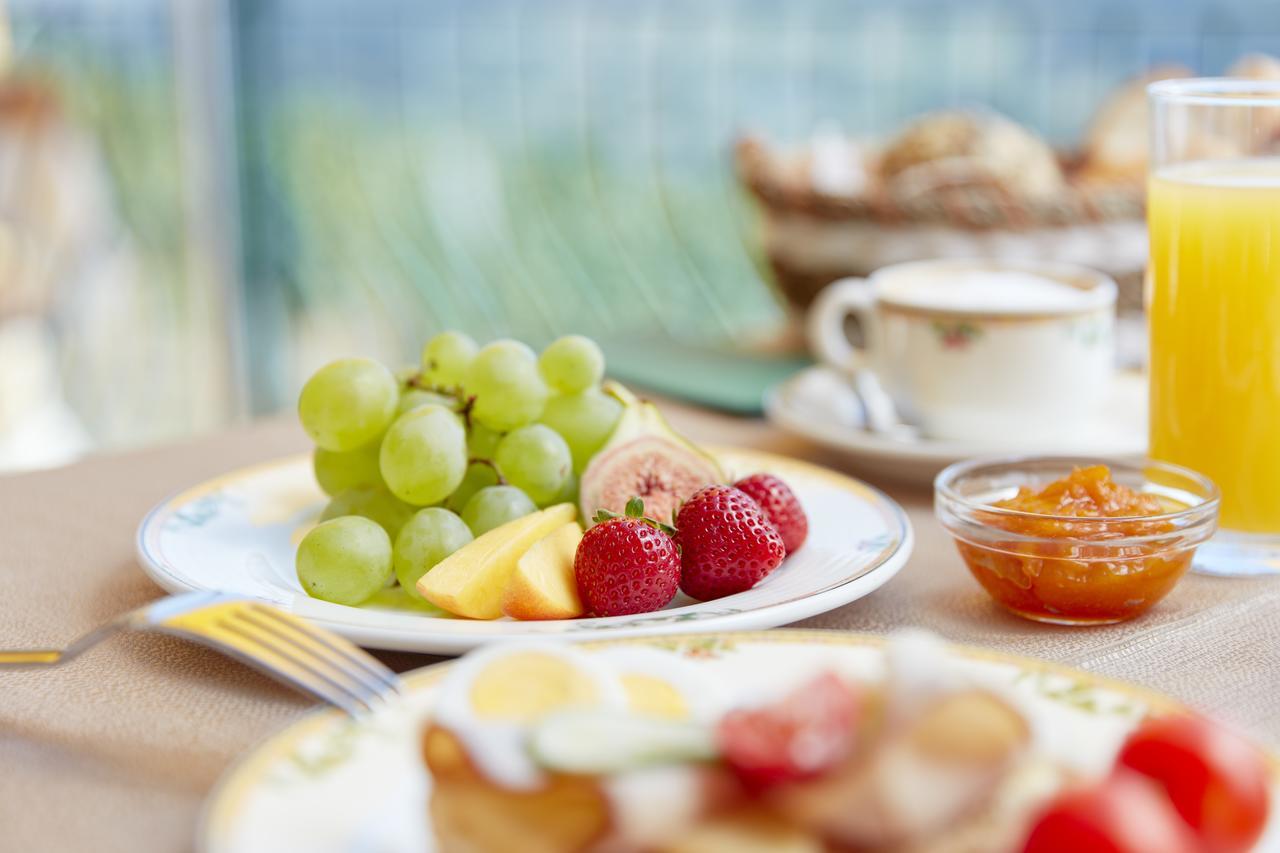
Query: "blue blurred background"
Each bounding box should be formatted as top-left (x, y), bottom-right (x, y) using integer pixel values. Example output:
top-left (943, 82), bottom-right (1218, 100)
top-left (1, 0), bottom-right (1278, 469)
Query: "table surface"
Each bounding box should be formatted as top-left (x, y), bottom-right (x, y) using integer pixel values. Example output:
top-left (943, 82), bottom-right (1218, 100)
top-left (4, 401), bottom-right (1279, 853)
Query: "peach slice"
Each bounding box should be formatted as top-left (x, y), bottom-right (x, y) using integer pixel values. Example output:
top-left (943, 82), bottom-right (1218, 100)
top-left (419, 504), bottom-right (576, 619)
top-left (502, 522), bottom-right (584, 621)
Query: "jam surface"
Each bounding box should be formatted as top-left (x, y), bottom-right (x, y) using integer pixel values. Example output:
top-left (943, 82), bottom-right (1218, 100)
top-left (957, 465), bottom-right (1190, 625)
top-left (994, 464), bottom-right (1166, 518)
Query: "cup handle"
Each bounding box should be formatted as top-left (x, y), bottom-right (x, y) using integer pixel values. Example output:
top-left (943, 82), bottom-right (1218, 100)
top-left (806, 276), bottom-right (876, 372)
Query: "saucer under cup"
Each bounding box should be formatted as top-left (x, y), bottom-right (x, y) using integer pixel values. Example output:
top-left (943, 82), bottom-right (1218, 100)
top-left (807, 259), bottom-right (1117, 442)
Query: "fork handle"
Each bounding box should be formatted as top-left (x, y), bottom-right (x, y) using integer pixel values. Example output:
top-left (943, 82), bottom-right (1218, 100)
top-left (0, 622), bottom-right (124, 668)
top-left (0, 650), bottom-right (63, 665)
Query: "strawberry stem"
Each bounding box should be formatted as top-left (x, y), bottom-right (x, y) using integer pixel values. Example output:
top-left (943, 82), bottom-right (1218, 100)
top-left (593, 497), bottom-right (677, 536)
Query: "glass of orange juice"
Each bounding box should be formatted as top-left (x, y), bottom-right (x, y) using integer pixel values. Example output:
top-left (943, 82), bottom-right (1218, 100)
top-left (1148, 78), bottom-right (1280, 574)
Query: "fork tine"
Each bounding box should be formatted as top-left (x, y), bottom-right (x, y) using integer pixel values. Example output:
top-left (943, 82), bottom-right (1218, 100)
top-left (2, 593), bottom-right (403, 716)
top-left (148, 597), bottom-right (401, 716)
top-left (233, 607), bottom-right (396, 706)
top-left (211, 614), bottom-right (380, 716)
top-left (248, 604), bottom-right (401, 696)
top-left (165, 621), bottom-right (368, 716)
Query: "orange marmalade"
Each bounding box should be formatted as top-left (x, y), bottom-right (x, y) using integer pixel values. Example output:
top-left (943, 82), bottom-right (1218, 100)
top-left (956, 465), bottom-right (1191, 625)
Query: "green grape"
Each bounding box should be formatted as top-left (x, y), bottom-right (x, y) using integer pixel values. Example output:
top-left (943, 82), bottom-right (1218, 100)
top-left (397, 387), bottom-right (456, 417)
top-left (363, 585), bottom-right (451, 615)
top-left (467, 423), bottom-right (501, 459)
top-left (461, 485), bottom-right (537, 536)
top-left (465, 340), bottom-right (549, 432)
top-left (494, 424), bottom-right (572, 506)
top-left (313, 442), bottom-right (383, 497)
top-left (421, 331), bottom-right (478, 387)
top-left (380, 404), bottom-right (468, 506)
top-left (538, 335), bottom-right (605, 394)
top-left (395, 364), bottom-right (420, 385)
top-left (539, 388), bottom-right (624, 473)
top-left (296, 516), bottom-right (393, 606)
top-left (551, 470), bottom-right (579, 506)
top-left (321, 485), bottom-right (415, 539)
top-left (446, 461), bottom-right (500, 512)
top-left (394, 507), bottom-right (474, 600)
top-left (298, 358), bottom-right (398, 451)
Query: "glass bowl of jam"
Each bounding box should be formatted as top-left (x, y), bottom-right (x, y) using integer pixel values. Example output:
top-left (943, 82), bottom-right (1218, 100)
top-left (935, 457), bottom-right (1219, 625)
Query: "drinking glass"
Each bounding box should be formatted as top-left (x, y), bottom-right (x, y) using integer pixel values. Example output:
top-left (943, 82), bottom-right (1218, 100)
top-left (1148, 78), bottom-right (1280, 575)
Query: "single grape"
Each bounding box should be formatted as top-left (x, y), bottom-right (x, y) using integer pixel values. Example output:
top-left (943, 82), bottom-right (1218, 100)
top-left (394, 507), bottom-right (474, 599)
top-left (363, 585), bottom-right (451, 614)
top-left (494, 424), bottom-right (572, 506)
top-left (321, 485), bottom-right (415, 540)
top-left (538, 335), bottom-right (605, 394)
top-left (313, 441), bottom-right (383, 497)
top-left (461, 485), bottom-right (537, 536)
top-left (539, 388), bottom-right (624, 473)
top-left (421, 331), bottom-right (478, 387)
top-left (296, 516), bottom-right (393, 606)
top-left (551, 470), bottom-right (579, 506)
top-left (298, 358), bottom-right (398, 451)
top-left (465, 340), bottom-right (549, 432)
top-left (445, 461), bottom-right (500, 512)
top-left (442, 420), bottom-right (503, 512)
top-left (467, 423), bottom-right (501, 459)
top-left (379, 404), bottom-right (468, 506)
top-left (397, 387), bottom-right (456, 417)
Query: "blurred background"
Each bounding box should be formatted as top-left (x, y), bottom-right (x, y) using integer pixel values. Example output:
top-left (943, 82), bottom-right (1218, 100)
top-left (2, 0), bottom-right (1279, 471)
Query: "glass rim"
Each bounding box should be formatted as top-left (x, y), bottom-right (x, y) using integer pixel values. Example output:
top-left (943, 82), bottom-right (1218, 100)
top-left (933, 454), bottom-right (1221, 526)
top-left (1149, 77), bottom-right (1280, 107)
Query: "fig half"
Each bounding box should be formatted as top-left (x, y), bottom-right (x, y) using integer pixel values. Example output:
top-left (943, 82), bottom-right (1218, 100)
top-left (579, 389), bottom-right (723, 526)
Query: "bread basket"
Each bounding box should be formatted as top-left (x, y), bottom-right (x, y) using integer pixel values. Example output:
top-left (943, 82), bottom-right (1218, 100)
top-left (736, 135), bottom-right (1148, 314)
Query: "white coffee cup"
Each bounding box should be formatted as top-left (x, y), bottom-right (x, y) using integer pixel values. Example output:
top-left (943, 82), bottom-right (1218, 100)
top-left (806, 259), bottom-right (1117, 442)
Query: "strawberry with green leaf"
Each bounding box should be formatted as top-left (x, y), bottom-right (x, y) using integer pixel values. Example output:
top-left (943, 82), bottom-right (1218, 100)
top-left (575, 497), bottom-right (681, 617)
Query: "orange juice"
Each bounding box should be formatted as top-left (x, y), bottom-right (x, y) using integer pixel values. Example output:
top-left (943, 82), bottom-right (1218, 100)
top-left (1148, 160), bottom-right (1280, 532)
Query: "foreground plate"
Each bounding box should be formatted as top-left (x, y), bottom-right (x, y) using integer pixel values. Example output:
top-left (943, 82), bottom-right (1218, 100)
top-left (199, 630), bottom-right (1280, 853)
top-left (136, 448), bottom-right (912, 653)
top-left (765, 366), bottom-right (1147, 485)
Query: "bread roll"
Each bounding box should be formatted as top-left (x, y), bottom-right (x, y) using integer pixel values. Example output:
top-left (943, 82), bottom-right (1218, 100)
top-left (879, 110), bottom-right (1064, 200)
top-left (1081, 65), bottom-right (1193, 182)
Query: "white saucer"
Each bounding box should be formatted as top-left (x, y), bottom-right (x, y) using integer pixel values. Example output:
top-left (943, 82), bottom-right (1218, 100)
top-left (764, 366), bottom-right (1147, 485)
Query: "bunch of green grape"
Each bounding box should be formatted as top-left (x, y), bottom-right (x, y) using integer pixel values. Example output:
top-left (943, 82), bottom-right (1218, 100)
top-left (294, 332), bottom-right (623, 607)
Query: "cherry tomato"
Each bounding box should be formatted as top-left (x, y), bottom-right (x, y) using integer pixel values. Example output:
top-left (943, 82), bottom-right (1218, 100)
top-left (1118, 715), bottom-right (1270, 853)
top-left (1022, 770), bottom-right (1200, 853)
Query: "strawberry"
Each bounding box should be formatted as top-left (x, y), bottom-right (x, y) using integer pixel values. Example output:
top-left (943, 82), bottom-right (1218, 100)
top-left (717, 672), bottom-right (862, 793)
top-left (575, 497), bottom-right (680, 617)
top-left (734, 473), bottom-right (808, 554)
top-left (675, 486), bottom-right (785, 601)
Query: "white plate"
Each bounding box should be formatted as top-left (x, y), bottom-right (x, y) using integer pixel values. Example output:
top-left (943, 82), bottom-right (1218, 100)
top-left (765, 366), bottom-right (1147, 485)
top-left (136, 448), bottom-right (912, 654)
top-left (198, 630), bottom-right (1280, 853)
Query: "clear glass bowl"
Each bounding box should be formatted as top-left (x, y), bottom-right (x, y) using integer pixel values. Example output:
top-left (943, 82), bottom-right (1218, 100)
top-left (935, 457), bottom-right (1219, 625)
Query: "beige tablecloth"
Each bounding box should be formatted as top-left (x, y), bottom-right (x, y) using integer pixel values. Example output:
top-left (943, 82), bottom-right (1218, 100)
top-left (3, 403), bottom-right (1279, 853)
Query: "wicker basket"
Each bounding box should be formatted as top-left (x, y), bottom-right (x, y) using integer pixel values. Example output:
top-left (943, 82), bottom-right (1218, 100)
top-left (736, 136), bottom-right (1148, 313)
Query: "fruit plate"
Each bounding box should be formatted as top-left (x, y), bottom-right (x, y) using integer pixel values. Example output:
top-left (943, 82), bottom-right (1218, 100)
top-left (136, 448), bottom-right (912, 654)
top-left (198, 630), bottom-right (1280, 853)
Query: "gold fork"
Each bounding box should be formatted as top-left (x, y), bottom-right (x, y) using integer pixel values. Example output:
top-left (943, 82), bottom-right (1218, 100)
top-left (0, 590), bottom-right (401, 716)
